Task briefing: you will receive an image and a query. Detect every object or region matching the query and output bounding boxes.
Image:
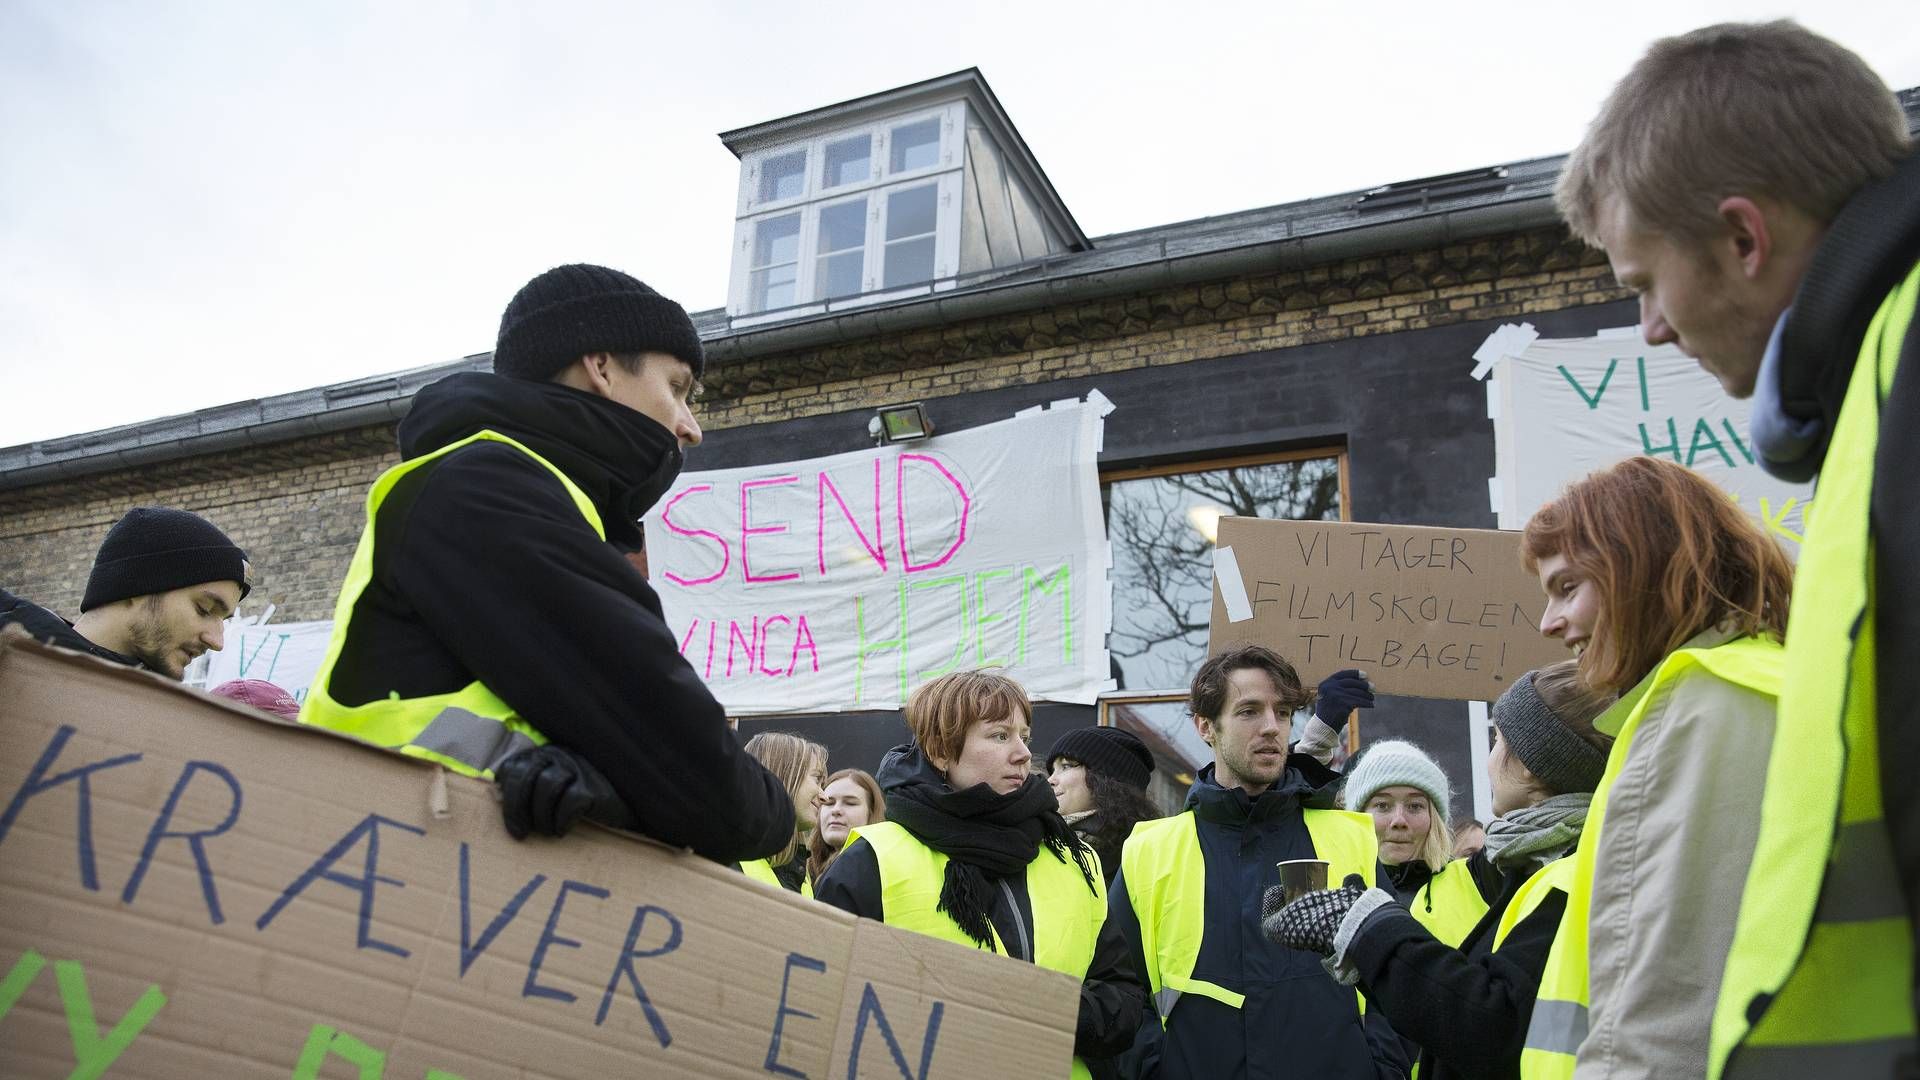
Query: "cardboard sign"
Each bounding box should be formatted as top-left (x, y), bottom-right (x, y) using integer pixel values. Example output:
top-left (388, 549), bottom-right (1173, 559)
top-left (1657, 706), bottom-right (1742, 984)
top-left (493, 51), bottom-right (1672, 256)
top-left (0, 635), bottom-right (1077, 1078)
top-left (644, 396), bottom-right (1114, 713)
top-left (1483, 328), bottom-right (1814, 553)
top-left (1207, 519), bottom-right (1568, 700)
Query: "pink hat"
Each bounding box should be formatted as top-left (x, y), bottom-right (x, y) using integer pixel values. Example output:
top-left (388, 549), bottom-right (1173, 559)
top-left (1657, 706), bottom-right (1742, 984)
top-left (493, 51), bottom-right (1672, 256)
top-left (210, 679), bottom-right (301, 721)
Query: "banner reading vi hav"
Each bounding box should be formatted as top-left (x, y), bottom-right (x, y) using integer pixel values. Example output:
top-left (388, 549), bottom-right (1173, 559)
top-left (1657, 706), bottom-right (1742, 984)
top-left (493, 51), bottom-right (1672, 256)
top-left (643, 397), bottom-right (1112, 713)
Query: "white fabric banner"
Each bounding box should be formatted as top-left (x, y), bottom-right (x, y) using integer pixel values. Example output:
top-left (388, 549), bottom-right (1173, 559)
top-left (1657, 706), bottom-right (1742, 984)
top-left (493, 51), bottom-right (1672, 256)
top-left (644, 397), bottom-right (1114, 714)
top-left (198, 618), bottom-right (333, 702)
top-left (1484, 328), bottom-right (1814, 553)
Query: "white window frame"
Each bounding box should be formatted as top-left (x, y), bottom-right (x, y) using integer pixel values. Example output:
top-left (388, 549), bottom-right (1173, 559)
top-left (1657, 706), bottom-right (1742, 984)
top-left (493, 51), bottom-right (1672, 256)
top-left (735, 102), bottom-right (961, 216)
top-left (729, 102), bottom-right (969, 319)
top-left (812, 191), bottom-right (871, 303)
top-left (744, 211), bottom-right (805, 314)
top-left (731, 167), bottom-right (963, 319)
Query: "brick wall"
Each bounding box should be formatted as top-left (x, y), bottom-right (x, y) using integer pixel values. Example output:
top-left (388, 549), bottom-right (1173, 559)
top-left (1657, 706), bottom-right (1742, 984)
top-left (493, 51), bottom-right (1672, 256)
top-left (0, 225), bottom-right (1626, 622)
top-left (0, 428), bottom-right (397, 622)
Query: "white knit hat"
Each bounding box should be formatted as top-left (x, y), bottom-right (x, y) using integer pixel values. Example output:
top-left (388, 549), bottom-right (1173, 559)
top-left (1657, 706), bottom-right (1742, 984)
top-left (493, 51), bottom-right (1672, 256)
top-left (1343, 739), bottom-right (1451, 825)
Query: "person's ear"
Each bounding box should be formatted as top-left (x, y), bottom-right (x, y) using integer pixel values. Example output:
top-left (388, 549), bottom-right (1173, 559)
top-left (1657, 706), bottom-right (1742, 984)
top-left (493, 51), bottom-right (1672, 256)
top-left (1194, 714), bottom-right (1215, 747)
top-left (1717, 196), bottom-right (1773, 281)
top-left (578, 353), bottom-right (619, 396)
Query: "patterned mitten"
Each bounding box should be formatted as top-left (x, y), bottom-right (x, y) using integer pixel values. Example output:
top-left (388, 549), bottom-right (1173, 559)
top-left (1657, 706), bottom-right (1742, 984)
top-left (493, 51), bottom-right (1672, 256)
top-left (1260, 874), bottom-right (1369, 955)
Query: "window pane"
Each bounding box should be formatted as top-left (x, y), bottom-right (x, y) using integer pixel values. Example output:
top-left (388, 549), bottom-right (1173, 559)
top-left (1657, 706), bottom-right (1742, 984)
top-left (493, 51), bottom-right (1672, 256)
top-left (751, 263), bottom-right (798, 310)
top-left (885, 184), bottom-right (937, 241)
top-left (882, 236), bottom-right (935, 289)
top-left (817, 251), bottom-right (863, 300)
top-left (752, 214), bottom-right (800, 267)
top-left (817, 200), bottom-right (866, 255)
top-left (889, 118), bottom-right (941, 173)
top-left (1104, 458), bottom-right (1342, 690)
top-left (759, 150), bottom-right (807, 203)
top-left (822, 135), bottom-right (871, 189)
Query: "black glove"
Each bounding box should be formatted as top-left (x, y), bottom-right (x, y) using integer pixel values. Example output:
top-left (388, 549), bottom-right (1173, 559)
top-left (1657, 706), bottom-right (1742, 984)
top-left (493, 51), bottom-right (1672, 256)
top-left (1260, 874), bottom-right (1369, 955)
top-left (495, 744), bottom-right (637, 840)
top-left (1314, 669), bottom-right (1374, 729)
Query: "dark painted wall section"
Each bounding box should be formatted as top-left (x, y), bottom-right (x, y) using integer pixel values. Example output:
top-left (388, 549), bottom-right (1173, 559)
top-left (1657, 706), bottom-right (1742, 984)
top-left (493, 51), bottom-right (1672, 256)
top-left (701, 299), bottom-right (1638, 818)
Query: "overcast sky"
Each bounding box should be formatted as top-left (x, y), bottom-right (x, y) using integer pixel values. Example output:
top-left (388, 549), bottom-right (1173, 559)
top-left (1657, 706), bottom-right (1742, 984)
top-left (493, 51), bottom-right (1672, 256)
top-left (4, 1), bottom-right (1916, 447)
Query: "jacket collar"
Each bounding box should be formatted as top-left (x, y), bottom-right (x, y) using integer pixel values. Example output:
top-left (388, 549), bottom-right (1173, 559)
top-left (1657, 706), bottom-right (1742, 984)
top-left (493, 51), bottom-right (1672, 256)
top-left (1596, 622), bottom-right (1751, 736)
top-left (397, 372), bottom-right (684, 550)
top-left (1756, 147), bottom-right (1920, 483)
top-left (1184, 758), bottom-right (1335, 825)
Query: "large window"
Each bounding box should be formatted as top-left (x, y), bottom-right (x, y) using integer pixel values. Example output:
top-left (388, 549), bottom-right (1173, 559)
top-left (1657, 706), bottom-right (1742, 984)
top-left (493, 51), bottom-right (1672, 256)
top-left (1102, 451), bottom-right (1345, 691)
top-left (733, 104), bottom-right (960, 316)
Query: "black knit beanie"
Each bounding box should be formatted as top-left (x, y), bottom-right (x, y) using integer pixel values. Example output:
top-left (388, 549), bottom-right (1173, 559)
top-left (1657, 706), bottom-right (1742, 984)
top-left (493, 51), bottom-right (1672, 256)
top-left (493, 263), bottom-right (705, 382)
top-left (81, 508), bottom-right (251, 613)
top-left (1048, 726), bottom-right (1154, 791)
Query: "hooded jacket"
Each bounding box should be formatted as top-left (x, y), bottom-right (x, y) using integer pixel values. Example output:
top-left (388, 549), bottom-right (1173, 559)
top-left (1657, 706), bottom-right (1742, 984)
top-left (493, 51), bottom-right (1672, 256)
top-left (0, 589), bottom-right (140, 668)
top-left (812, 746), bottom-right (1148, 1064)
top-left (1106, 757), bottom-right (1398, 1080)
top-left (320, 372), bottom-right (793, 863)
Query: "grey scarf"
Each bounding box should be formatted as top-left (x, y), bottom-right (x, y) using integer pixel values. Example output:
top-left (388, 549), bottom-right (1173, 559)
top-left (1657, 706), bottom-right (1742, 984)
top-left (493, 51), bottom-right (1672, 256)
top-left (1483, 793), bottom-right (1590, 874)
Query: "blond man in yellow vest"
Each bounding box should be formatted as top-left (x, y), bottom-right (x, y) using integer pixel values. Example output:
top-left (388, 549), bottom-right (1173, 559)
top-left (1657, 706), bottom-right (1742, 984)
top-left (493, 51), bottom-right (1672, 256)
top-left (1107, 644), bottom-right (1388, 1080)
top-left (811, 671), bottom-right (1147, 1079)
top-left (1557, 20), bottom-right (1918, 1078)
top-left (299, 264), bottom-right (794, 864)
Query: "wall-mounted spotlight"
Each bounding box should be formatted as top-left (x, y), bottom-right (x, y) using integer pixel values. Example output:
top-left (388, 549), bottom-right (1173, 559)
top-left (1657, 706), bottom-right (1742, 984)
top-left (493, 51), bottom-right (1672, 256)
top-left (868, 402), bottom-right (934, 445)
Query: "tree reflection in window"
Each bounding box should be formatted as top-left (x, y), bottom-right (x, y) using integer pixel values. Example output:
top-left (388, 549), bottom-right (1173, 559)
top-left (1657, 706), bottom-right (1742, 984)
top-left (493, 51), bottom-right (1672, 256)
top-left (1104, 457), bottom-right (1341, 690)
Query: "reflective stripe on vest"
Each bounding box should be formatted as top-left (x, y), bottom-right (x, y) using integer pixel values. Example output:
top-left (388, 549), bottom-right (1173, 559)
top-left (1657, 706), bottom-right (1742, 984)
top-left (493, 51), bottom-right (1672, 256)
top-left (1410, 858), bottom-right (1492, 948)
top-left (297, 430), bottom-right (604, 777)
top-left (853, 821), bottom-right (1101, 1080)
top-left (1524, 636), bottom-right (1786, 1080)
top-left (1120, 806), bottom-right (1377, 1021)
top-left (1713, 261), bottom-right (1920, 1080)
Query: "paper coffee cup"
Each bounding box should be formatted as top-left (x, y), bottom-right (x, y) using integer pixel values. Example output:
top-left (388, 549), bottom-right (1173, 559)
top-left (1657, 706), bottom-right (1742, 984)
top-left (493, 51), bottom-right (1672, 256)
top-left (1276, 858), bottom-right (1330, 905)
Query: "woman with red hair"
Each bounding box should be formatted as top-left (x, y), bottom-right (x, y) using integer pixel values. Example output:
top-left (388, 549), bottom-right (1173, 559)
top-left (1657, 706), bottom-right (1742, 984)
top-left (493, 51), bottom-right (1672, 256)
top-left (1515, 456), bottom-right (1793, 1078)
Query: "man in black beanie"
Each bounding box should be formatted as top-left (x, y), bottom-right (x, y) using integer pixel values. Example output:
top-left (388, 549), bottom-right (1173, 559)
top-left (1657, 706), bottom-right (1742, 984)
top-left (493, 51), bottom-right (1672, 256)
top-left (299, 264), bottom-right (794, 864)
top-left (1, 506), bottom-right (250, 679)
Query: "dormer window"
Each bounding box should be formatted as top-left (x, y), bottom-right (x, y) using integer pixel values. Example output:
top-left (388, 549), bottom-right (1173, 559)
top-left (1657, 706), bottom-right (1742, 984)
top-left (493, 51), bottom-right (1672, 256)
top-left (720, 70), bottom-right (1089, 324)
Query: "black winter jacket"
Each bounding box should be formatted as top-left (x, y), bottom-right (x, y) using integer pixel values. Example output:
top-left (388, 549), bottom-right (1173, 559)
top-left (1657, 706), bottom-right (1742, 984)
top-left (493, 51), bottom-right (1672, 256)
top-left (1364, 854), bottom-right (1507, 1076)
top-left (320, 372), bottom-right (793, 863)
top-left (811, 751), bottom-right (1148, 1063)
top-left (0, 590), bottom-right (140, 668)
top-left (1343, 854), bottom-right (1571, 1080)
top-left (1106, 759), bottom-right (1400, 1080)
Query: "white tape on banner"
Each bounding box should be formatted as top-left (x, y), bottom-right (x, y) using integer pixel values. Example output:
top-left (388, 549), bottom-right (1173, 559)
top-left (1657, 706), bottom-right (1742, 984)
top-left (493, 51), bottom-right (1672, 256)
top-left (1487, 476), bottom-right (1502, 515)
top-left (1213, 545), bottom-right (1254, 624)
top-left (1486, 378), bottom-right (1501, 420)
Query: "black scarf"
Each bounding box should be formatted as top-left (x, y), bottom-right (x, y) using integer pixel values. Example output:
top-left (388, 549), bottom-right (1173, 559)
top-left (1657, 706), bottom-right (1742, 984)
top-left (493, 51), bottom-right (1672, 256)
top-left (883, 750), bottom-right (1098, 951)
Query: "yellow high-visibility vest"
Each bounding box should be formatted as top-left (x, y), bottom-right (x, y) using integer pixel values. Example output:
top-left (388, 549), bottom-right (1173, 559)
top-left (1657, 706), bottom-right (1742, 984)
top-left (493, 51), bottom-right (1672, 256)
top-left (300, 430), bottom-right (598, 776)
top-left (1522, 636), bottom-right (1784, 1080)
top-left (852, 820), bottom-right (1105, 1080)
top-left (1713, 260), bottom-right (1920, 1079)
top-left (1409, 858), bottom-right (1491, 948)
top-left (1121, 806), bottom-right (1377, 1019)
top-left (740, 857), bottom-right (813, 899)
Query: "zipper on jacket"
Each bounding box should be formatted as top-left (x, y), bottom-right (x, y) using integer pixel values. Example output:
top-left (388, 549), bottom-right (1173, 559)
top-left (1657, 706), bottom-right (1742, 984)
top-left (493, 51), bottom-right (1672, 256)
top-left (997, 879), bottom-right (1032, 961)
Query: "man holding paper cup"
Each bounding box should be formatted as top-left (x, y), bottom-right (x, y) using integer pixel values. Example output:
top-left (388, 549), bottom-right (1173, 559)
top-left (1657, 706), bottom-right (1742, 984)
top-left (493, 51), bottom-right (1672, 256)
top-left (1107, 644), bottom-right (1391, 1079)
